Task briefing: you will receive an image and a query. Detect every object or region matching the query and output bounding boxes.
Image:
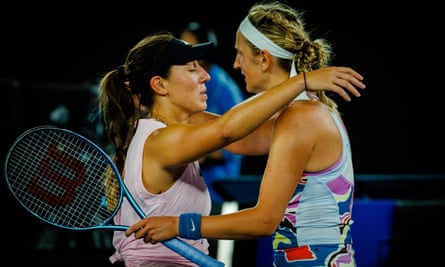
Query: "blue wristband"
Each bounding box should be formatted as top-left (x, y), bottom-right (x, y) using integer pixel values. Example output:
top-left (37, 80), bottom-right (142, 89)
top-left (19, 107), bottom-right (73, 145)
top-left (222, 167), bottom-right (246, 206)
top-left (179, 213), bottom-right (201, 240)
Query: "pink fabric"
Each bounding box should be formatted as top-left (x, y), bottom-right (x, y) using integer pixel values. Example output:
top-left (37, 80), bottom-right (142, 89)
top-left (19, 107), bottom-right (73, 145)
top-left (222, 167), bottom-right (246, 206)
top-left (110, 119), bottom-right (211, 266)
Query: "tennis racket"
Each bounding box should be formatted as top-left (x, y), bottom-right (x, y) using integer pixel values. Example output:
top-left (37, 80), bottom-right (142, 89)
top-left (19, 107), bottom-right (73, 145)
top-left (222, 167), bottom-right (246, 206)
top-left (4, 125), bottom-right (224, 267)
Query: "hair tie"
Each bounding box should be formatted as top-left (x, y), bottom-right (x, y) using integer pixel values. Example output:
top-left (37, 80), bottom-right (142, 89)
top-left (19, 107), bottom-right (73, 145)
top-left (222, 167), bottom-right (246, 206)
top-left (301, 41), bottom-right (310, 51)
top-left (115, 148), bottom-right (126, 155)
top-left (116, 65), bottom-right (127, 84)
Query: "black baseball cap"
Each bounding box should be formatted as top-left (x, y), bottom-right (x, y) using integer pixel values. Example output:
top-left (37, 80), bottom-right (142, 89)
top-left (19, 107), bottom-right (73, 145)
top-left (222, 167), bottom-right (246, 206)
top-left (146, 37), bottom-right (214, 77)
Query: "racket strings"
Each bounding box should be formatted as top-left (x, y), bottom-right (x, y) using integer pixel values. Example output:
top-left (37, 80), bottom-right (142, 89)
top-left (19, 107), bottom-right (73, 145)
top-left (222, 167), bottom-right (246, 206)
top-left (5, 127), bottom-right (225, 267)
top-left (6, 128), bottom-right (122, 229)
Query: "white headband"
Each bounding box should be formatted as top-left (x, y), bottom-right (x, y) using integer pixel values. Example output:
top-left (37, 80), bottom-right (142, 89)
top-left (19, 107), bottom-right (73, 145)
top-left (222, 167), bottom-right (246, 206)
top-left (238, 16), bottom-right (297, 77)
top-left (239, 16), bottom-right (309, 99)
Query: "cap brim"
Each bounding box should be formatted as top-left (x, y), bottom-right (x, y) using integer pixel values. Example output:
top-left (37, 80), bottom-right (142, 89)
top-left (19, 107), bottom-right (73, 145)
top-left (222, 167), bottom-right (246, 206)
top-left (171, 38), bottom-right (214, 65)
top-left (145, 38), bottom-right (214, 78)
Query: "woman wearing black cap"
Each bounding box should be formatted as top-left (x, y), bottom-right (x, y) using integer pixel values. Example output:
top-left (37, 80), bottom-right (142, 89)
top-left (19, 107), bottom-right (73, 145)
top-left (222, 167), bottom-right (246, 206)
top-left (98, 31), bottom-right (364, 266)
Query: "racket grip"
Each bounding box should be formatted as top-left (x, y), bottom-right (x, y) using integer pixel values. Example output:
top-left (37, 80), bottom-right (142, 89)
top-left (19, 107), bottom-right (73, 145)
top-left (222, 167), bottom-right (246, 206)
top-left (163, 237), bottom-right (225, 267)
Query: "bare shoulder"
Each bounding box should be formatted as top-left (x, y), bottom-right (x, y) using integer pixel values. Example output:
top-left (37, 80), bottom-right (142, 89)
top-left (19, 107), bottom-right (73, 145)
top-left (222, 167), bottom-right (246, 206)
top-left (278, 100), bottom-right (331, 126)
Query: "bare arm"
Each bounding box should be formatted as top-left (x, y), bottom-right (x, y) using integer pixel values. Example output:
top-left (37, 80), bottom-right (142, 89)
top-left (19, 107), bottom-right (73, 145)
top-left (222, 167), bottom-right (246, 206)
top-left (190, 111), bottom-right (277, 155)
top-left (183, 66), bottom-right (364, 157)
top-left (127, 101), bottom-right (346, 241)
top-left (127, 66), bottom-right (365, 238)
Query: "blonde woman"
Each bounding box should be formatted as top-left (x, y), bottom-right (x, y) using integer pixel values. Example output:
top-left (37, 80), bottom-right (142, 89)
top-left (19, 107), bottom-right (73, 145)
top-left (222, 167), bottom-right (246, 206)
top-left (127, 2), bottom-right (364, 267)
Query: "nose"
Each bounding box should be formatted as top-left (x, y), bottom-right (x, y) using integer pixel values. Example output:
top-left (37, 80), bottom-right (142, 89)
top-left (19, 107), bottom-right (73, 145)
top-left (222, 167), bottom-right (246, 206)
top-left (200, 67), bottom-right (211, 82)
top-left (233, 56), bottom-right (240, 70)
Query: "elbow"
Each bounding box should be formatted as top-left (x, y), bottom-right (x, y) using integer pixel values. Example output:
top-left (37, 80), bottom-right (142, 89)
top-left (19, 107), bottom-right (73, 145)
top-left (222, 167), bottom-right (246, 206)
top-left (220, 123), bottom-right (238, 141)
top-left (256, 217), bottom-right (280, 236)
top-left (264, 222), bottom-right (279, 236)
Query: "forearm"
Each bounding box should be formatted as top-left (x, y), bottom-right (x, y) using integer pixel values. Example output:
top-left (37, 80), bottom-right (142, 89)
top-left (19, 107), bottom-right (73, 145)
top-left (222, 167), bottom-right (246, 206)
top-left (128, 200), bottom-right (282, 242)
top-left (218, 76), bottom-right (305, 141)
top-left (198, 208), bottom-right (277, 240)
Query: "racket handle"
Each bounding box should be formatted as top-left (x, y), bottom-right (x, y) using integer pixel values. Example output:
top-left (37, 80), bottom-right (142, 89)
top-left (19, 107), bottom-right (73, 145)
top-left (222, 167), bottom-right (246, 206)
top-left (163, 238), bottom-right (225, 267)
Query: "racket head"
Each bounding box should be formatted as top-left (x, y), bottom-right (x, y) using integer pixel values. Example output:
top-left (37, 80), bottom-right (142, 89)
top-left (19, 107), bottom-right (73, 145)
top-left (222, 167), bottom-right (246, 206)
top-left (4, 126), bottom-right (124, 230)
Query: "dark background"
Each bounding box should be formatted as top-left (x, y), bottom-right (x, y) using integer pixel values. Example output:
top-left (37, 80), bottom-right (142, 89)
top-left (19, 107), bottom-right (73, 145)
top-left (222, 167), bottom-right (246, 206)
top-left (1, 1), bottom-right (444, 266)
top-left (1, 0), bottom-right (443, 174)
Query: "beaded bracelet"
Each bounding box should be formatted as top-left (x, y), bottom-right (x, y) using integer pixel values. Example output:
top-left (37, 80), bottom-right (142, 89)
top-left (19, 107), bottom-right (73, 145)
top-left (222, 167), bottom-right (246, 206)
top-left (179, 213), bottom-right (201, 240)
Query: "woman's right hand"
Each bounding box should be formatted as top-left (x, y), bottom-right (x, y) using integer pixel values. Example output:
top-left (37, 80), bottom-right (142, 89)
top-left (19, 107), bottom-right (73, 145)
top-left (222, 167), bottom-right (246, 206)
top-left (304, 66), bottom-right (366, 101)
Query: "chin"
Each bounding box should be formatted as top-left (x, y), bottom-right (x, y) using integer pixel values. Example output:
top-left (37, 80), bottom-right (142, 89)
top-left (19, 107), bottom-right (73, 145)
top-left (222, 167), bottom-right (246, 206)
top-left (201, 102), bottom-right (207, 111)
top-left (246, 86), bottom-right (261, 95)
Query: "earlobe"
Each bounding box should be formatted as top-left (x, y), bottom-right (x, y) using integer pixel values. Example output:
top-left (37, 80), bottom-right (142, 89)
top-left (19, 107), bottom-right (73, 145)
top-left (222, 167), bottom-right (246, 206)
top-left (150, 76), bottom-right (168, 96)
top-left (260, 50), bottom-right (272, 72)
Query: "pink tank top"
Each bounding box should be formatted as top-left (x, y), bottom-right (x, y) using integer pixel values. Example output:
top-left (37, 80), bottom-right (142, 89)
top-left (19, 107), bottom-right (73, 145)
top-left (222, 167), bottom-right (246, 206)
top-left (110, 119), bottom-right (211, 266)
